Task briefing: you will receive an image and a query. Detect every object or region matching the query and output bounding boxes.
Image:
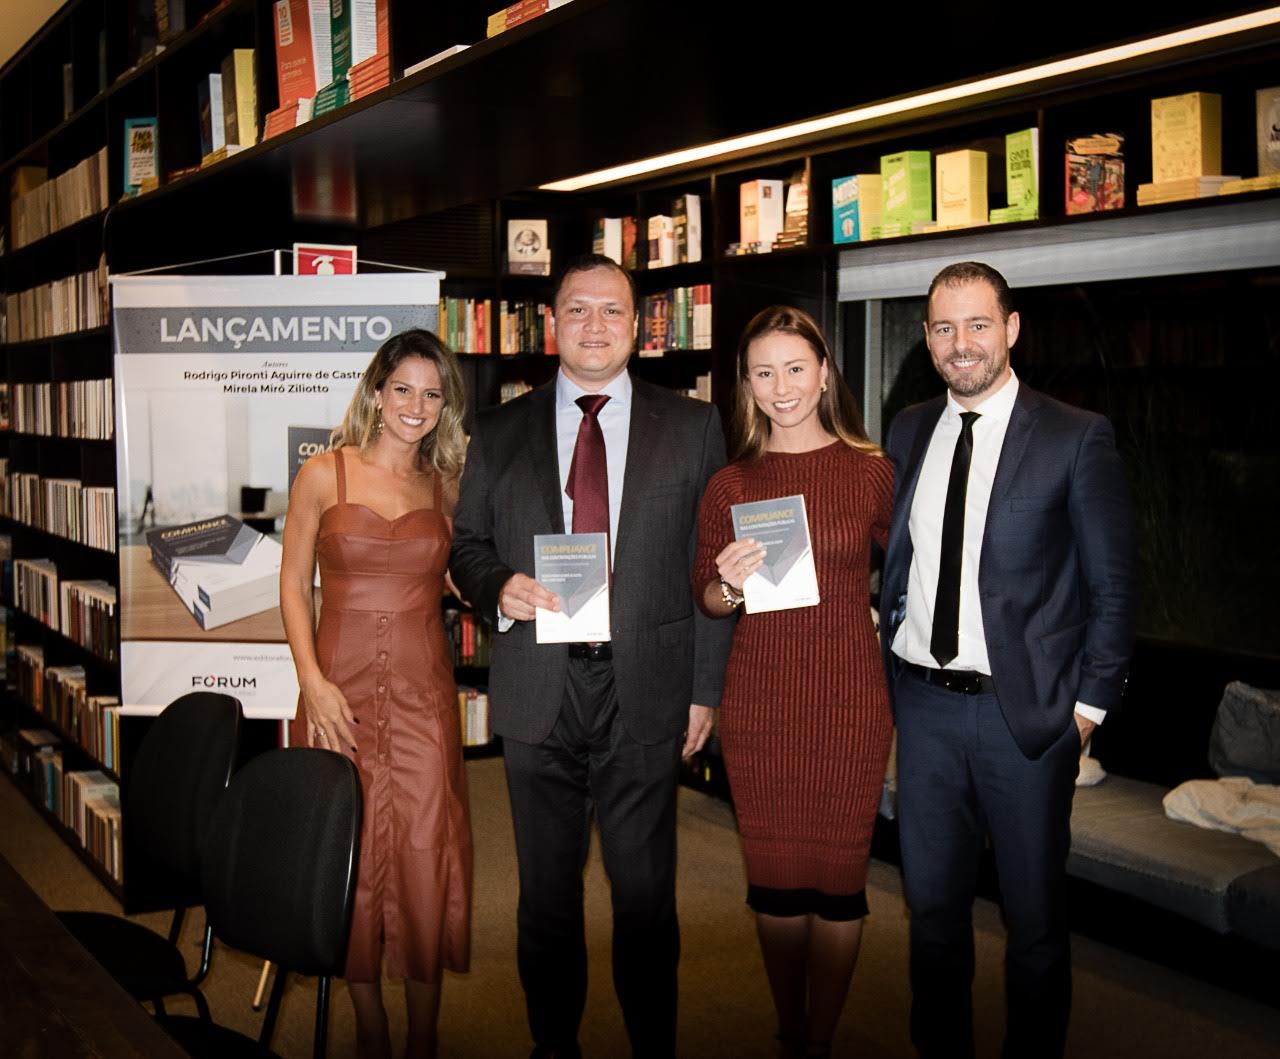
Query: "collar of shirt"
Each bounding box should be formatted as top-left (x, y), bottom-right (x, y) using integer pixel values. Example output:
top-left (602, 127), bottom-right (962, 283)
top-left (943, 369), bottom-right (1019, 428)
top-left (555, 368), bottom-right (633, 417)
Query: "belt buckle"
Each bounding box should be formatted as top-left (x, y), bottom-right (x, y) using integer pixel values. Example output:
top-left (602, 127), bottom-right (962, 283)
top-left (941, 669), bottom-right (983, 695)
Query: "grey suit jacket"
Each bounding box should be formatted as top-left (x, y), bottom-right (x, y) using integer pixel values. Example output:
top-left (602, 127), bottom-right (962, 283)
top-left (880, 383), bottom-right (1138, 759)
top-left (449, 376), bottom-right (734, 745)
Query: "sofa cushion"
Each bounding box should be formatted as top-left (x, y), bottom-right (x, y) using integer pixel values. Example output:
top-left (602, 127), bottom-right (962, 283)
top-left (1210, 681), bottom-right (1280, 784)
top-left (1226, 864), bottom-right (1280, 951)
top-left (1069, 775), bottom-right (1277, 933)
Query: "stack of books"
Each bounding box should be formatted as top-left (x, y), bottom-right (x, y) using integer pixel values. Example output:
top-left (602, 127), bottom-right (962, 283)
top-left (349, 50), bottom-right (391, 101)
top-left (1138, 92), bottom-right (1236, 206)
top-left (487, 0), bottom-right (574, 38)
top-left (773, 175), bottom-right (809, 249)
top-left (263, 99), bottom-right (314, 139)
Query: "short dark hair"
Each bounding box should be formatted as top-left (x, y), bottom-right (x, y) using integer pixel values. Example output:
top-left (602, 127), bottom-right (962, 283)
top-left (552, 253), bottom-right (637, 316)
top-left (926, 261), bottom-right (1014, 321)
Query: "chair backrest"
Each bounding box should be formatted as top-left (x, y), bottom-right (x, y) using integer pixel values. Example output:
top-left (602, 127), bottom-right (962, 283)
top-left (124, 692), bottom-right (243, 901)
top-left (199, 748), bottom-right (362, 976)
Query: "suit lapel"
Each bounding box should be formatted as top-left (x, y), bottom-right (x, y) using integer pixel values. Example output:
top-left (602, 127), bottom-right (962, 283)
top-left (613, 378), bottom-right (662, 573)
top-left (528, 383), bottom-right (565, 533)
top-left (984, 383), bottom-right (1042, 526)
top-left (887, 397), bottom-right (945, 564)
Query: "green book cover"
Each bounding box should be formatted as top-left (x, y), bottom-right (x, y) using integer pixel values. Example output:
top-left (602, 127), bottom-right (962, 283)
top-left (880, 151), bottom-right (932, 229)
top-left (1005, 128), bottom-right (1039, 218)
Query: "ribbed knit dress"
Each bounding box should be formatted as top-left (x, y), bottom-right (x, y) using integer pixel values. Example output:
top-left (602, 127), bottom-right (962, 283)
top-left (694, 440), bottom-right (894, 918)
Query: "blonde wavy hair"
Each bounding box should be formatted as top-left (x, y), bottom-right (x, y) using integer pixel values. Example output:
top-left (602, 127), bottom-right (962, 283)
top-left (331, 328), bottom-right (466, 480)
top-left (732, 305), bottom-right (882, 462)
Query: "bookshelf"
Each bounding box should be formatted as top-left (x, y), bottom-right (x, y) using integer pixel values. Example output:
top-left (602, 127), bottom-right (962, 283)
top-left (2, 0), bottom-right (1278, 886)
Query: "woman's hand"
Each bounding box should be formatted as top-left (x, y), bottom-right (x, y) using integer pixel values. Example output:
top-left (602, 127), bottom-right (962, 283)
top-left (715, 538), bottom-right (767, 591)
top-left (301, 675), bottom-right (358, 754)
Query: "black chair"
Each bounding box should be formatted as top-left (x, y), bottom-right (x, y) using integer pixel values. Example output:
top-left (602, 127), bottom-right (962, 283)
top-left (58, 691), bottom-right (243, 1020)
top-left (158, 747), bottom-right (362, 1059)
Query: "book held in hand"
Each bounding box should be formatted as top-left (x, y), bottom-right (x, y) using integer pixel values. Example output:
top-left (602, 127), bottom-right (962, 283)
top-left (533, 532), bottom-right (610, 644)
top-left (730, 494), bottom-right (819, 614)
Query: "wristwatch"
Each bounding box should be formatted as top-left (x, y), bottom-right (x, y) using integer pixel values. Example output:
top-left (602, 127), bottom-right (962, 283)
top-left (719, 577), bottom-right (745, 608)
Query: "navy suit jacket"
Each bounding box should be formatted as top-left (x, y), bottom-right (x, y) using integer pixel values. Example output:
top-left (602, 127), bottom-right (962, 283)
top-left (880, 383), bottom-right (1138, 759)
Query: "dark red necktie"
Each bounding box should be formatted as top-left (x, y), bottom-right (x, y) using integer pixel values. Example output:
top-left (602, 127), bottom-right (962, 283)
top-left (567, 394), bottom-right (610, 539)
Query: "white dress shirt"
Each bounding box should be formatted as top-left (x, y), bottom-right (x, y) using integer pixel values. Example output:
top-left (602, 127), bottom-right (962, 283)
top-left (891, 372), bottom-right (1105, 724)
top-left (497, 369), bottom-right (632, 632)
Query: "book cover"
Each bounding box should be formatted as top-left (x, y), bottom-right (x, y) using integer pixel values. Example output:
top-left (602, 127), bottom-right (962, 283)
top-left (881, 151), bottom-right (932, 230)
top-left (507, 218), bottom-right (550, 275)
top-left (122, 118), bottom-right (158, 197)
top-left (221, 48), bottom-right (258, 148)
top-left (1005, 128), bottom-right (1039, 218)
top-left (755, 179), bottom-right (785, 248)
top-left (936, 149), bottom-right (988, 228)
top-left (1064, 133), bottom-right (1125, 214)
top-left (197, 73), bottom-right (225, 158)
top-left (288, 426), bottom-right (334, 493)
top-left (622, 216), bottom-right (637, 270)
top-left (730, 494), bottom-right (819, 614)
top-left (533, 532), bottom-right (610, 644)
top-left (594, 216), bottom-right (622, 264)
top-left (832, 175), bottom-right (860, 242)
top-left (1151, 91), bottom-right (1221, 183)
top-left (331, 0), bottom-right (384, 80)
top-left (146, 515), bottom-right (282, 629)
top-left (1258, 87), bottom-right (1280, 176)
top-left (740, 179), bottom-right (759, 243)
top-left (274, 0), bottom-right (332, 106)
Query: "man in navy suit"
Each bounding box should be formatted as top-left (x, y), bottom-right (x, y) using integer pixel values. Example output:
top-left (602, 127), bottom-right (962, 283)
top-left (880, 262), bottom-right (1137, 1058)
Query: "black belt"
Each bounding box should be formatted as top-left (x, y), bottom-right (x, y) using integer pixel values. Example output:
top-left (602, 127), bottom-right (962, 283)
top-left (568, 642), bottom-right (612, 661)
top-left (902, 661), bottom-right (995, 695)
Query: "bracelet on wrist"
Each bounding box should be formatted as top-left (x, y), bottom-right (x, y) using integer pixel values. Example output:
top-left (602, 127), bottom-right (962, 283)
top-left (719, 577), bottom-right (745, 608)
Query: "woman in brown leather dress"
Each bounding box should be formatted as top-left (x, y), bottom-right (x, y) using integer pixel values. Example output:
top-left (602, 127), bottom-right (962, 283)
top-left (281, 329), bottom-right (472, 1059)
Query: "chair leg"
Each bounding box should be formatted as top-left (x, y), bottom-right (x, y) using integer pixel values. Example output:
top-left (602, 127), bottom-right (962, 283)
top-left (187, 986), bottom-right (212, 1023)
top-left (259, 965), bottom-right (289, 1050)
top-left (314, 976), bottom-right (330, 1059)
top-left (154, 997), bottom-right (167, 1018)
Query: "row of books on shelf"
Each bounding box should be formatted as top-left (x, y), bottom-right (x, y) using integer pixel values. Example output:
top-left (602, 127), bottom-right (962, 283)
top-left (1, 257), bottom-right (109, 345)
top-left (589, 193), bottom-right (703, 271)
top-left (0, 728), bottom-right (121, 882)
top-left (639, 286), bottom-right (713, 354)
top-left (0, 464), bottom-right (118, 553)
top-left (445, 608), bottom-right (491, 667)
top-left (500, 300), bottom-right (558, 356)
top-left (9, 149), bottom-right (110, 249)
top-left (16, 644), bottom-right (121, 773)
top-left (440, 297), bottom-right (493, 355)
top-left (1, 379), bottom-right (114, 440)
top-left (487, 0), bottom-right (573, 38)
top-left (458, 685), bottom-right (492, 748)
top-left (11, 558), bottom-right (119, 661)
top-left (825, 88), bottom-right (1280, 244)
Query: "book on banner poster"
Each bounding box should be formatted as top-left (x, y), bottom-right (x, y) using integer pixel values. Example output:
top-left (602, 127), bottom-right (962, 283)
top-left (935, 149), bottom-right (988, 228)
top-left (730, 494), bottom-right (819, 614)
top-left (293, 242), bottom-right (357, 274)
top-left (221, 49), bottom-right (258, 148)
top-left (1258, 87), bottom-right (1280, 176)
top-left (273, 0), bottom-right (332, 106)
top-left (1150, 91), bottom-right (1221, 183)
top-left (507, 219), bottom-right (551, 275)
top-left (593, 217), bottom-right (623, 264)
top-left (288, 426), bottom-right (334, 493)
top-left (122, 118), bottom-right (158, 197)
top-left (533, 532), bottom-right (610, 644)
top-left (881, 150), bottom-right (932, 232)
top-left (146, 515), bottom-right (282, 630)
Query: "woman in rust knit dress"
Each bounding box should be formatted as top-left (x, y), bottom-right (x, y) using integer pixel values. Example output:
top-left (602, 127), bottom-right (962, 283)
top-left (693, 306), bottom-right (893, 1058)
top-left (281, 330), bottom-right (472, 1059)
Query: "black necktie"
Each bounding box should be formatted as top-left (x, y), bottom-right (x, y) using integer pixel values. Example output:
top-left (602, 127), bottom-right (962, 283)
top-left (930, 411), bottom-right (980, 668)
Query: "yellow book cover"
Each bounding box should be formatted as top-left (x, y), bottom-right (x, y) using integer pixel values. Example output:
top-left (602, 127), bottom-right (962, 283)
top-left (222, 48), bottom-right (258, 148)
top-left (936, 149), bottom-right (988, 228)
top-left (858, 174), bottom-right (882, 238)
top-left (1150, 91), bottom-right (1221, 182)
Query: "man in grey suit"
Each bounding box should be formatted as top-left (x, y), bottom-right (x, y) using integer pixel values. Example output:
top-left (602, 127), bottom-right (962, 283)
top-left (879, 262), bottom-right (1137, 1058)
top-left (450, 253), bottom-right (732, 1059)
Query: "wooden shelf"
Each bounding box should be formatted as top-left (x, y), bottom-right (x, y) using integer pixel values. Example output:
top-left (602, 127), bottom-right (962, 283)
top-left (2, 327), bottom-right (110, 351)
top-left (3, 690), bottom-right (121, 784)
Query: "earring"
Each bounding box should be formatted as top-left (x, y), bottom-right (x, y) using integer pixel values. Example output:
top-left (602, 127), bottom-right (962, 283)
top-left (373, 407), bottom-right (384, 438)
top-left (821, 382), bottom-right (828, 393)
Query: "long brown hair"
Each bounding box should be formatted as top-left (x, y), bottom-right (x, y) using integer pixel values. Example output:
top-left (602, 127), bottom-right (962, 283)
top-left (731, 305), bottom-right (881, 462)
top-left (330, 328), bottom-right (467, 480)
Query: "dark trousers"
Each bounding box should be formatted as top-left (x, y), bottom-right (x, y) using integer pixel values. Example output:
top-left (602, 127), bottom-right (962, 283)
top-left (894, 669), bottom-right (1080, 1059)
top-left (502, 658), bottom-right (682, 1058)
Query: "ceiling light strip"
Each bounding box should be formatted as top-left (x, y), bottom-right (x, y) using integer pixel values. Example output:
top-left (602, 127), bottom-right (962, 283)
top-left (540, 7), bottom-right (1280, 191)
